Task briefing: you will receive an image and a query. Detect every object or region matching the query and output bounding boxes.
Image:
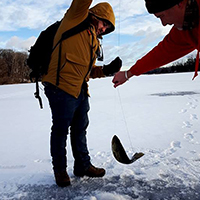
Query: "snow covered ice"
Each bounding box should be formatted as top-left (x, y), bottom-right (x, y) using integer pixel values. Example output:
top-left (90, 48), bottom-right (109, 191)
top-left (0, 72), bottom-right (200, 200)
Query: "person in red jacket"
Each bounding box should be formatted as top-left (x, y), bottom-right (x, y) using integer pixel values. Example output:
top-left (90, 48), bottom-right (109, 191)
top-left (112, 0), bottom-right (200, 87)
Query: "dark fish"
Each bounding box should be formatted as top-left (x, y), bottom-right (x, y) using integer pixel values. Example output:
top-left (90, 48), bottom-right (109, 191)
top-left (112, 135), bottom-right (144, 164)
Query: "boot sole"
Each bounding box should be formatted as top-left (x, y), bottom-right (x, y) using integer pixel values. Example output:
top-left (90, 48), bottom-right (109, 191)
top-left (56, 181), bottom-right (71, 187)
top-left (74, 171), bottom-right (105, 177)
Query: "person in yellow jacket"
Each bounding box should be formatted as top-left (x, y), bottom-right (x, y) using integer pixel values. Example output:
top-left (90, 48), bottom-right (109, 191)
top-left (42, 0), bottom-right (121, 187)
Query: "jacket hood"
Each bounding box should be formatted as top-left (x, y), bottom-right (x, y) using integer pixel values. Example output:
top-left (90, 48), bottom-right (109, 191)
top-left (89, 2), bottom-right (115, 35)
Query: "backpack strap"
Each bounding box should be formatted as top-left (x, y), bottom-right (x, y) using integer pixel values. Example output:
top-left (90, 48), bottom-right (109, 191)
top-left (56, 17), bottom-right (90, 86)
top-left (85, 26), bottom-right (95, 78)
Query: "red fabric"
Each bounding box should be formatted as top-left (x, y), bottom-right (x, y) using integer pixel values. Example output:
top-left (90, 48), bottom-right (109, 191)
top-left (193, 16), bottom-right (200, 80)
top-left (130, 0), bottom-right (200, 79)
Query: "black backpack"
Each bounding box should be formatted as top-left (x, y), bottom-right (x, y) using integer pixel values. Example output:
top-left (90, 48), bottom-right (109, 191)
top-left (27, 17), bottom-right (90, 109)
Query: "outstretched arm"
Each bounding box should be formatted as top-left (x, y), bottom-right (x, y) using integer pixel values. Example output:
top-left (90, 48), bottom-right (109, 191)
top-left (112, 27), bottom-right (195, 88)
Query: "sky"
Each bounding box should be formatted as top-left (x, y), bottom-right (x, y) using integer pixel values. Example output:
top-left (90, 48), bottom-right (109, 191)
top-left (0, 0), bottom-right (195, 69)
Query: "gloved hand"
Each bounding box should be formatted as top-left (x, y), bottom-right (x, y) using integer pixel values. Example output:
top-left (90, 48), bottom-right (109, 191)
top-left (102, 57), bottom-right (122, 76)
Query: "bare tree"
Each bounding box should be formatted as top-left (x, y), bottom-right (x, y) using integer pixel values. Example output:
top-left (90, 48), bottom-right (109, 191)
top-left (0, 49), bottom-right (30, 84)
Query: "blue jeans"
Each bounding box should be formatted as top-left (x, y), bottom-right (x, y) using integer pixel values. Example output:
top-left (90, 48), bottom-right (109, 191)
top-left (44, 83), bottom-right (91, 172)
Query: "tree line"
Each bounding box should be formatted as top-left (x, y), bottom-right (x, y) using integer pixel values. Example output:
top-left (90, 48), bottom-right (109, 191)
top-left (0, 49), bottom-right (30, 85)
top-left (145, 56), bottom-right (196, 74)
top-left (0, 49), bottom-right (197, 85)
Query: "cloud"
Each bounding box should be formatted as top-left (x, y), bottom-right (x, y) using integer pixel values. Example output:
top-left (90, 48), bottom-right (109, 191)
top-left (5, 36), bottom-right (36, 51)
top-left (0, 0), bottom-right (71, 31)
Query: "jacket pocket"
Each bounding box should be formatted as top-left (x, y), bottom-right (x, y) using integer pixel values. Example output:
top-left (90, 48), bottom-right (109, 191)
top-left (64, 52), bottom-right (90, 79)
top-left (65, 53), bottom-right (89, 67)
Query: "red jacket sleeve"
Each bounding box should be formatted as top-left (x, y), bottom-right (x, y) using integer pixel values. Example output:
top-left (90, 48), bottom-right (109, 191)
top-left (130, 27), bottom-right (196, 76)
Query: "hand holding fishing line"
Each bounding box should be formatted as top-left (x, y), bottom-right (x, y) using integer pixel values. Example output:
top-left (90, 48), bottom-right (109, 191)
top-left (112, 70), bottom-right (132, 88)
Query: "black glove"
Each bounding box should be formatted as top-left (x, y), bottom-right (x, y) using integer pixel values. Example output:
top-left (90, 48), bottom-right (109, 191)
top-left (102, 57), bottom-right (122, 76)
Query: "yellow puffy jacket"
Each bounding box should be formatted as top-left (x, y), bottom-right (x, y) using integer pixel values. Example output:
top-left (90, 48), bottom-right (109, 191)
top-left (42, 0), bottom-right (115, 98)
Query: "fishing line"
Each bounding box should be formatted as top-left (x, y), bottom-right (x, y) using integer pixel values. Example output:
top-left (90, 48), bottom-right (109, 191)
top-left (117, 0), bottom-right (121, 48)
top-left (115, 0), bottom-right (134, 152)
top-left (116, 89), bottom-right (134, 152)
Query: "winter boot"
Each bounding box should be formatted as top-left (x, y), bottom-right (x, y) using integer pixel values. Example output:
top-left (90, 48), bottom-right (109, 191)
top-left (54, 170), bottom-right (71, 187)
top-left (74, 164), bottom-right (105, 177)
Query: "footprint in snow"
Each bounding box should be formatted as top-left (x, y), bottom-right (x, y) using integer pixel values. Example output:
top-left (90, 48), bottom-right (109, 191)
top-left (184, 132), bottom-right (194, 142)
top-left (190, 114), bottom-right (198, 120)
top-left (182, 121), bottom-right (193, 128)
top-left (184, 131), bottom-right (199, 145)
top-left (179, 109), bottom-right (187, 114)
top-left (170, 141), bottom-right (181, 148)
top-left (187, 102), bottom-right (198, 109)
top-left (163, 141), bottom-right (181, 157)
